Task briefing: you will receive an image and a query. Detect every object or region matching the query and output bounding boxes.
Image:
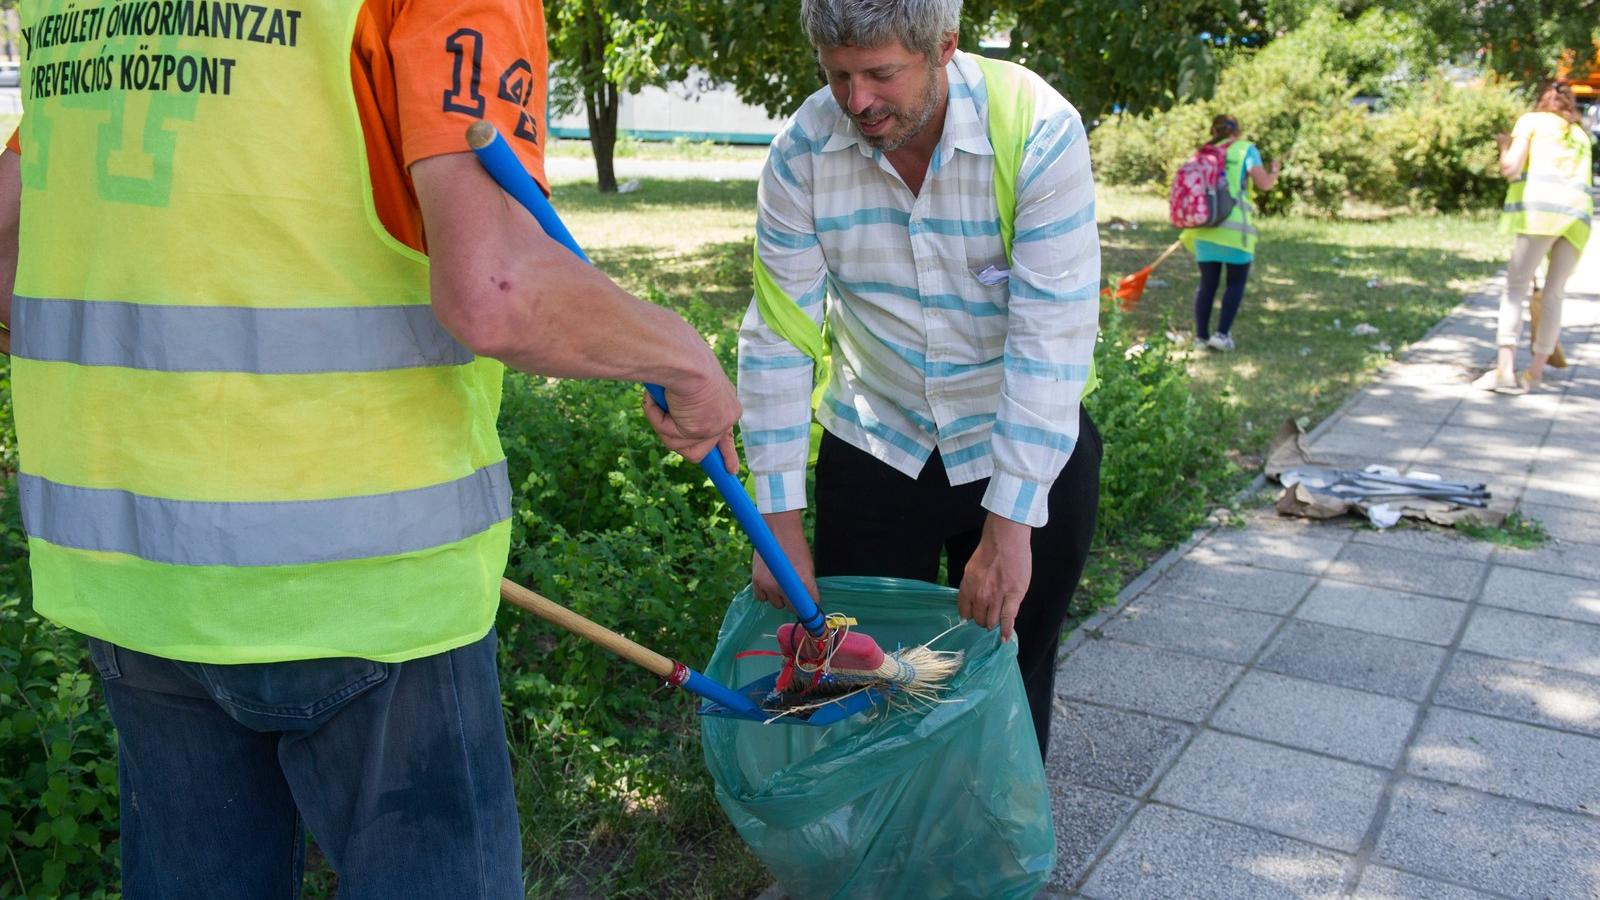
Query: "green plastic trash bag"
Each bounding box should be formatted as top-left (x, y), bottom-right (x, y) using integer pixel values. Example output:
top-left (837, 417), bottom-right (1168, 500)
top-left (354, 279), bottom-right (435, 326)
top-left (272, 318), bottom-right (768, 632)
top-left (701, 576), bottom-right (1055, 900)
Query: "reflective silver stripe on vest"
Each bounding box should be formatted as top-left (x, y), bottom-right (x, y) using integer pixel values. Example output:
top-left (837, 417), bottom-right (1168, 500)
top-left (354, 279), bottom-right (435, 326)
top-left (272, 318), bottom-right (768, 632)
top-left (1502, 201), bottom-right (1593, 224)
top-left (1512, 172), bottom-right (1591, 191)
top-left (11, 296), bottom-right (474, 373)
top-left (17, 462), bottom-right (512, 567)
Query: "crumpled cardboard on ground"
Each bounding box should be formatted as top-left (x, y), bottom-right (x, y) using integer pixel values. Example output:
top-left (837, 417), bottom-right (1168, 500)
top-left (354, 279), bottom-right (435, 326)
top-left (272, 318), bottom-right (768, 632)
top-left (1264, 418), bottom-right (1508, 529)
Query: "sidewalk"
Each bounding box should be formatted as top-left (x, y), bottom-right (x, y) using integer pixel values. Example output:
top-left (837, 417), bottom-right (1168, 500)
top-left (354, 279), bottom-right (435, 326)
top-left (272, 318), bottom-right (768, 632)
top-left (1043, 243), bottom-right (1600, 897)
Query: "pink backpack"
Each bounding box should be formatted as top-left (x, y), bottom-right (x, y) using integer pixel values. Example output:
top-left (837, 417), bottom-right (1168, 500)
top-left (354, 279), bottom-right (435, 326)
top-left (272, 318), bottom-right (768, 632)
top-left (1169, 140), bottom-right (1237, 228)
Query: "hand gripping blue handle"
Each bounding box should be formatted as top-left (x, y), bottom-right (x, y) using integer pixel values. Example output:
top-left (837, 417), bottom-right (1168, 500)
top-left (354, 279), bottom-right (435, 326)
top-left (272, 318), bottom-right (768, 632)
top-left (467, 122), bottom-right (828, 640)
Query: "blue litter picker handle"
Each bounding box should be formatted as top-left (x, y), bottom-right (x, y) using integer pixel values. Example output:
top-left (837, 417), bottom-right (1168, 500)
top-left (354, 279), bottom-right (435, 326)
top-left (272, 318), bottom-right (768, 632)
top-left (466, 121), bottom-right (828, 640)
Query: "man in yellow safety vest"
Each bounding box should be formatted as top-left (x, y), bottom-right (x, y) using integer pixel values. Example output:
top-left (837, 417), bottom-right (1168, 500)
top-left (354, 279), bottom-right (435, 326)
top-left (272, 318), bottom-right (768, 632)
top-left (0, 0), bottom-right (738, 894)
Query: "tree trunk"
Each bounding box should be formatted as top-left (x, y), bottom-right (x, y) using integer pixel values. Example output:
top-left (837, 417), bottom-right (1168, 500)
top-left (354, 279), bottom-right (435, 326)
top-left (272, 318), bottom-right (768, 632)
top-left (580, 1), bottom-right (619, 193)
top-left (587, 81), bottom-right (620, 193)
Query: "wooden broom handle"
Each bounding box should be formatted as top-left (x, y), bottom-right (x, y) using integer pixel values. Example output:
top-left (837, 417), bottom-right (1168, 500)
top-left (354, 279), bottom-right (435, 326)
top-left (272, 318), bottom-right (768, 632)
top-left (1152, 240), bottom-right (1183, 269)
top-left (498, 577), bottom-right (676, 680)
top-left (0, 326), bottom-right (9, 356)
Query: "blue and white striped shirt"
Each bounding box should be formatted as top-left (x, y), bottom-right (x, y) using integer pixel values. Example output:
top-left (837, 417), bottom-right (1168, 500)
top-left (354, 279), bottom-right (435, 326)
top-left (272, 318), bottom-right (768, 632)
top-left (736, 51), bottom-right (1099, 527)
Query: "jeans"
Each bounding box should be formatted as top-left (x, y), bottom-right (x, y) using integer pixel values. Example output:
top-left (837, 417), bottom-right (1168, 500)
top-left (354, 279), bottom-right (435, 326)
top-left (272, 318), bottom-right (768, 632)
top-left (1194, 260), bottom-right (1252, 339)
top-left (87, 628), bottom-right (523, 899)
top-left (812, 407), bottom-right (1103, 758)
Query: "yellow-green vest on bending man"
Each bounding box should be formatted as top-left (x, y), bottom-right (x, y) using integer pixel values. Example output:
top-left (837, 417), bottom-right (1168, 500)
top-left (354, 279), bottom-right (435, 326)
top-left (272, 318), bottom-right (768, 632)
top-left (1179, 140), bottom-right (1259, 260)
top-left (1500, 111), bottom-right (1593, 251)
top-left (12, 0), bottom-right (510, 663)
top-left (751, 55), bottom-right (1098, 468)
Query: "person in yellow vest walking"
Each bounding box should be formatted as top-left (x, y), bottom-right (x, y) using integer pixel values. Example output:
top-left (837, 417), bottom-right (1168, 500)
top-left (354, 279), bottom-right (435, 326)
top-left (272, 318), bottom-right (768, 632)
top-left (737, 0), bottom-right (1102, 759)
top-left (0, 1), bottom-right (739, 895)
top-left (1180, 115), bottom-right (1281, 351)
top-left (1478, 79), bottom-right (1593, 393)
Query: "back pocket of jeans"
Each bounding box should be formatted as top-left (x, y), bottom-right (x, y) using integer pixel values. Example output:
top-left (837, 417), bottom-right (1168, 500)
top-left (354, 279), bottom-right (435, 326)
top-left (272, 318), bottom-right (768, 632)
top-left (200, 657), bottom-right (389, 724)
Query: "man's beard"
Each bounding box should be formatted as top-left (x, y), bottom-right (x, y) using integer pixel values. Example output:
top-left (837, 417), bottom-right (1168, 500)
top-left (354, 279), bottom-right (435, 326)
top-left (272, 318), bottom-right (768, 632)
top-left (854, 65), bottom-right (941, 152)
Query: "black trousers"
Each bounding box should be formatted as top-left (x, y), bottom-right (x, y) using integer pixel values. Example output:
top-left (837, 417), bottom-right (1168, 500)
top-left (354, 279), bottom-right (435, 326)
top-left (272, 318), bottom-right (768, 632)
top-left (813, 407), bottom-right (1102, 758)
top-left (1194, 260), bottom-right (1252, 339)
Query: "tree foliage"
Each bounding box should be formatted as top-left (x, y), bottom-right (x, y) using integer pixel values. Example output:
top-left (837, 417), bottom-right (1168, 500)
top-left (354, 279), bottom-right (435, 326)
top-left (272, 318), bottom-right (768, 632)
top-left (1392, 0), bottom-right (1600, 81)
top-left (544, 0), bottom-right (704, 191)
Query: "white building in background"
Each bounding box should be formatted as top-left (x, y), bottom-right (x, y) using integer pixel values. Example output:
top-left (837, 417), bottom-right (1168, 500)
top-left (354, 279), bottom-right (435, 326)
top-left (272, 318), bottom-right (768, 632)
top-left (548, 71), bottom-right (787, 145)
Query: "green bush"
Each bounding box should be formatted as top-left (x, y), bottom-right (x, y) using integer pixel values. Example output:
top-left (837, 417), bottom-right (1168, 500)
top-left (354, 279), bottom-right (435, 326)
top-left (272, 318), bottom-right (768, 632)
top-left (1367, 77), bottom-right (1526, 212)
top-left (1088, 8), bottom-right (1520, 215)
top-left (0, 487), bottom-right (121, 900)
top-left (1078, 302), bottom-right (1237, 608)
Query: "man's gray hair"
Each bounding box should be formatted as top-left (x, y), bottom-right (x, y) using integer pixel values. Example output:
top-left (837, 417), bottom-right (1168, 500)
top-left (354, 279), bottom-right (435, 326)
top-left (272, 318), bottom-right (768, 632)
top-left (800, 0), bottom-right (962, 60)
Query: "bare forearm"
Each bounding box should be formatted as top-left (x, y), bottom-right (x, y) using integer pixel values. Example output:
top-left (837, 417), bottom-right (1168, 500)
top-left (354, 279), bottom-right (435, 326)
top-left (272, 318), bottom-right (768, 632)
top-left (415, 152), bottom-right (720, 393)
top-left (0, 150), bottom-right (19, 330)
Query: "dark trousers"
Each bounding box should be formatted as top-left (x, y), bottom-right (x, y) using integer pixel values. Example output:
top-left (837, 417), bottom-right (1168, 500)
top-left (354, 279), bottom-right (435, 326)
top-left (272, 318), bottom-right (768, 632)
top-left (87, 629), bottom-right (523, 899)
top-left (1194, 260), bottom-right (1252, 339)
top-left (813, 407), bottom-right (1102, 758)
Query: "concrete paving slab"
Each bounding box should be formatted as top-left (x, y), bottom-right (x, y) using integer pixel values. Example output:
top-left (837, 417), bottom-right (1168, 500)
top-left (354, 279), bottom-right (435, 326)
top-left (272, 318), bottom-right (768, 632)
top-left (1323, 543), bottom-right (1486, 602)
top-left (1494, 536), bottom-right (1600, 583)
top-left (1211, 670), bottom-right (1417, 767)
top-left (1079, 805), bottom-right (1349, 900)
top-left (1479, 565), bottom-right (1600, 625)
top-left (1309, 427), bottom-right (1426, 467)
top-left (1518, 502), bottom-right (1600, 547)
top-left (1341, 395), bottom-right (1459, 428)
top-left (1152, 731), bottom-right (1386, 852)
top-left (1411, 426), bottom-right (1540, 478)
top-left (1183, 527), bottom-right (1348, 576)
top-left (1099, 596), bottom-right (1282, 664)
top-left (1436, 652), bottom-right (1600, 739)
top-left (1408, 707), bottom-right (1600, 816)
top-left (1046, 701), bottom-right (1192, 796)
top-left (1295, 580), bottom-right (1467, 646)
top-left (1376, 778), bottom-right (1600, 898)
top-left (1257, 622), bottom-right (1446, 700)
top-left (1526, 458), bottom-right (1600, 501)
top-left (1520, 476), bottom-right (1597, 509)
top-left (1444, 401), bottom-right (1557, 434)
top-left (1351, 866), bottom-right (1502, 900)
top-left (1347, 524), bottom-right (1496, 561)
top-left (1460, 606), bottom-right (1600, 677)
top-left (1143, 559), bottom-right (1315, 615)
top-left (1056, 639), bottom-right (1241, 723)
top-left (1046, 784), bottom-right (1136, 893)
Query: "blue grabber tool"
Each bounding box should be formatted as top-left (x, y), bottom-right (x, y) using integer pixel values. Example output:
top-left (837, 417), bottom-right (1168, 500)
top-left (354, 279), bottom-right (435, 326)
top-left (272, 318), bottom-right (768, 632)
top-left (468, 121), bottom-right (892, 726)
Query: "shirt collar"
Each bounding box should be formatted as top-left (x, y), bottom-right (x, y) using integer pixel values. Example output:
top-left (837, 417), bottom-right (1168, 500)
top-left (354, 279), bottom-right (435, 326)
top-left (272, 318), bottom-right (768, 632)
top-left (819, 51), bottom-right (995, 161)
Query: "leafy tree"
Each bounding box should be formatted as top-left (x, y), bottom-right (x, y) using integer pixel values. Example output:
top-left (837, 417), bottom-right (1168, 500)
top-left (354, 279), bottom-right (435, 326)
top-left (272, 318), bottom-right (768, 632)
top-left (1391, 0), bottom-right (1599, 82)
top-left (961, 0), bottom-right (1278, 118)
top-left (544, 0), bottom-right (703, 192)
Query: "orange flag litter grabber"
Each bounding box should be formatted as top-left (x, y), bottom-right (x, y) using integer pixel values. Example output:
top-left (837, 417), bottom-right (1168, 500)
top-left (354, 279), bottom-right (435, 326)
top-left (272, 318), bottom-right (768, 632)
top-left (1107, 239), bottom-right (1183, 311)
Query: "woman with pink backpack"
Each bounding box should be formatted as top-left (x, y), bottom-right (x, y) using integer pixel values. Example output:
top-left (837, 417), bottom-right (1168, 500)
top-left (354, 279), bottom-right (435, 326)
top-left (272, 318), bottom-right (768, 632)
top-left (1172, 115), bottom-right (1282, 351)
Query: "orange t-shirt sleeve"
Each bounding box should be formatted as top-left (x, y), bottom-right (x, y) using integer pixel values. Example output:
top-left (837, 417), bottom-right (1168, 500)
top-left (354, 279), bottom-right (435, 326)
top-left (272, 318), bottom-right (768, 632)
top-left (6, 126), bottom-right (19, 155)
top-left (387, 0), bottom-right (548, 186)
top-left (353, 0), bottom-right (547, 252)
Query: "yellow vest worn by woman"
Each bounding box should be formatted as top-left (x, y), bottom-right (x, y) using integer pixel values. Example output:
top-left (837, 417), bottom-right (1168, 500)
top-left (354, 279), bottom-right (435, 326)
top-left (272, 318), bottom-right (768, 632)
top-left (13, 0), bottom-right (510, 663)
top-left (1500, 111), bottom-right (1593, 251)
top-left (1179, 140), bottom-right (1258, 258)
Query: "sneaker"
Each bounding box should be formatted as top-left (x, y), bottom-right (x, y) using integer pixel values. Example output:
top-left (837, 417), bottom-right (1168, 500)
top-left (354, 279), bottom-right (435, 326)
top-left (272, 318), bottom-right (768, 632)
top-left (1193, 335), bottom-right (1211, 351)
top-left (1519, 371), bottom-right (1542, 392)
top-left (1472, 369), bottom-right (1525, 395)
top-left (1207, 332), bottom-right (1236, 351)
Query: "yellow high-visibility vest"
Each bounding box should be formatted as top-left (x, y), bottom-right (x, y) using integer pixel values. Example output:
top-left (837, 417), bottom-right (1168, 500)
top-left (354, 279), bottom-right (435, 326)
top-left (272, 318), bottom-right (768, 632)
top-left (13, 0), bottom-right (511, 663)
top-left (1180, 141), bottom-right (1258, 257)
top-left (1501, 112), bottom-right (1592, 251)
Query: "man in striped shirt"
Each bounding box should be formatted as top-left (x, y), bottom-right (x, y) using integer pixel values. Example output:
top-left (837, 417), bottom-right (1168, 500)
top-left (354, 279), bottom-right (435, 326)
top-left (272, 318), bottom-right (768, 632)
top-left (737, 0), bottom-right (1102, 757)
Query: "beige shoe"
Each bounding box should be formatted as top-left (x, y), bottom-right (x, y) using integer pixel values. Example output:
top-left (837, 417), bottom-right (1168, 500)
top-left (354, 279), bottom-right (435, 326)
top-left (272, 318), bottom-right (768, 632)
top-left (1473, 369), bottom-right (1526, 395)
top-left (1519, 371), bottom-right (1542, 392)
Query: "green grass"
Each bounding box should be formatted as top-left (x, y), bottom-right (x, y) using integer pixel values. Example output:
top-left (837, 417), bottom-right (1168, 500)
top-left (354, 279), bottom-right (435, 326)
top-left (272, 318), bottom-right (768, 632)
top-left (1457, 511), bottom-right (1549, 549)
top-left (1102, 189), bottom-right (1505, 466)
top-left (547, 136), bottom-right (770, 162)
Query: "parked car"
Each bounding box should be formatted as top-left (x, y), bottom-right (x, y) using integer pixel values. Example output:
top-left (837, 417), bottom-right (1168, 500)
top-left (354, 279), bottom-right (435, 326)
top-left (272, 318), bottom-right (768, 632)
top-left (0, 62), bottom-right (18, 88)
